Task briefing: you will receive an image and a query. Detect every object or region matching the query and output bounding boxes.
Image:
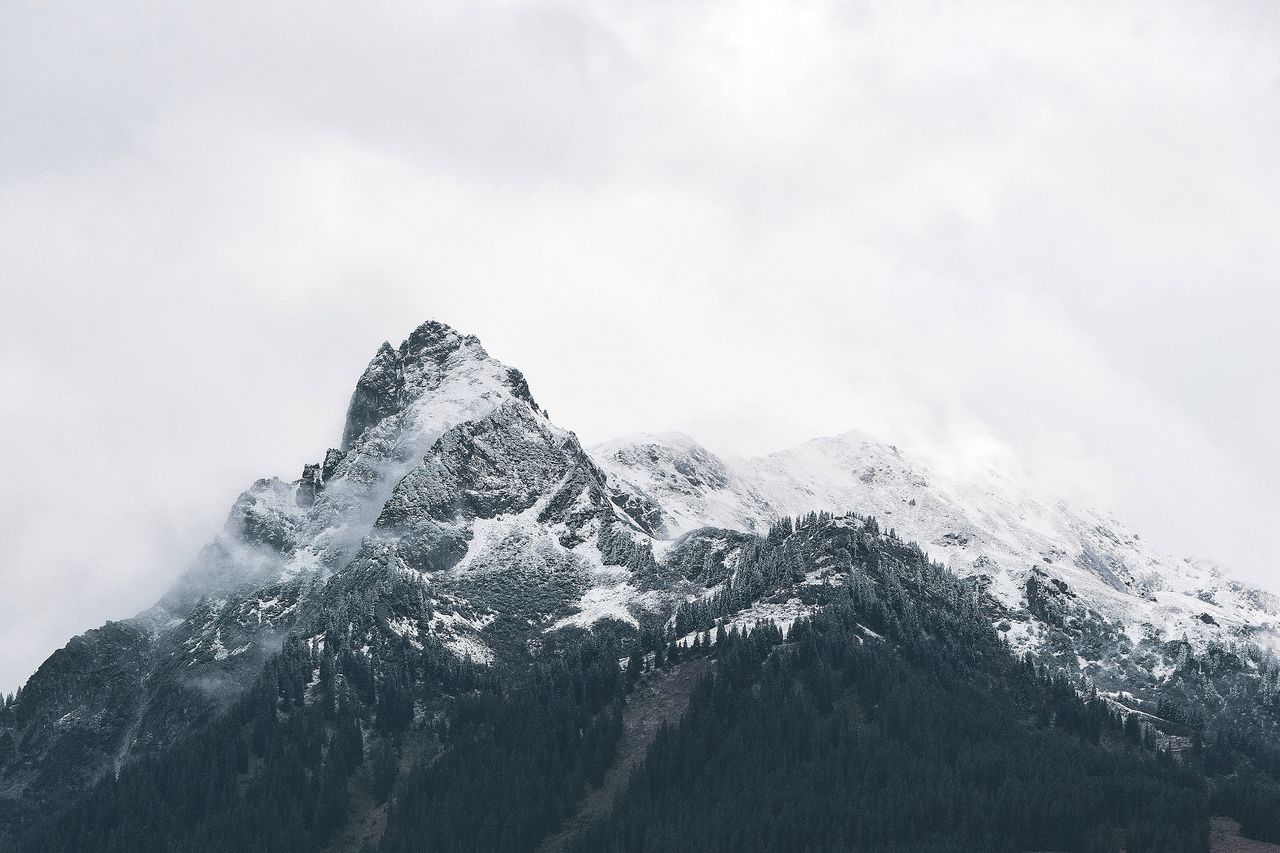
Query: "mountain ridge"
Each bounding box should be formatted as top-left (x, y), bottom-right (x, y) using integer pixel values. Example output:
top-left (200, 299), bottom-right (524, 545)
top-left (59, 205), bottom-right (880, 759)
top-left (3, 318), bottom-right (1279, 850)
top-left (590, 428), bottom-right (1280, 677)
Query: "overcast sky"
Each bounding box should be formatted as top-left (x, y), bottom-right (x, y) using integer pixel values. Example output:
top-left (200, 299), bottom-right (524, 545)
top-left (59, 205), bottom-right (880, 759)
top-left (1, 0), bottom-right (1278, 695)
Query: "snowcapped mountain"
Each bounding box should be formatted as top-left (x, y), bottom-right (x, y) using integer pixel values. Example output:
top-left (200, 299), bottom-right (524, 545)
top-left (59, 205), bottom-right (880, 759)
top-left (591, 430), bottom-right (1280, 690)
top-left (161, 320), bottom-right (547, 610)
top-left (0, 321), bottom-right (667, 830)
top-left (4, 319), bottom-right (1280, 843)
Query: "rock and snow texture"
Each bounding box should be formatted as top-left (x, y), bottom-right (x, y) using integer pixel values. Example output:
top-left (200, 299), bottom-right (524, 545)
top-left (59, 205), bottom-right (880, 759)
top-left (9, 318), bottom-right (1280, 821)
top-left (589, 430), bottom-right (1280, 668)
top-left (165, 322), bottom-right (554, 608)
top-left (165, 320), bottom-right (658, 667)
top-left (169, 322), bottom-right (1280, 686)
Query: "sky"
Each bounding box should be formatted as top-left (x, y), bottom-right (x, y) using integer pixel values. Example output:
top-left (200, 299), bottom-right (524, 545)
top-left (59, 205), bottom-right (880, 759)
top-left (1, 0), bottom-right (1279, 695)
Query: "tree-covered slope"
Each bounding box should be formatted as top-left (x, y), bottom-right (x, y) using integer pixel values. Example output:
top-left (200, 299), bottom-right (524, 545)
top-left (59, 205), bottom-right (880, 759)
top-left (10, 512), bottom-right (1253, 853)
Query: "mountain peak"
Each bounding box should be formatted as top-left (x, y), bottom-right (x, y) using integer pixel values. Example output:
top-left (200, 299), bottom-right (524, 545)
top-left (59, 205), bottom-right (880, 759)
top-left (340, 320), bottom-right (534, 450)
top-left (401, 319), bottom-right (487, 363)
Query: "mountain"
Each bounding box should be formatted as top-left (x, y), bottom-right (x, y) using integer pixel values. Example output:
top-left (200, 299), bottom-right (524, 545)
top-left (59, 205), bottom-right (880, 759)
top-left (3, 320), bottom-right (1280, 852)
top-left (0, 320), bottom-right (673, 841)
top-left (591, 431), bottom-right (1280, 697)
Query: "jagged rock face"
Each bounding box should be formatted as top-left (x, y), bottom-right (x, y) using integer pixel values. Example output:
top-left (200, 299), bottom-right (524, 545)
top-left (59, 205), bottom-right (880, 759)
top-left (340, 321), bottom-right (540, 451)
top-left (342, 342), bottom-right (405, 451)
top-left (377, 401), bottom-right (602, 544)
top-left (163, 322), bottom-right (547, 614)
top-left (308, 398), bottom-right (655, 662)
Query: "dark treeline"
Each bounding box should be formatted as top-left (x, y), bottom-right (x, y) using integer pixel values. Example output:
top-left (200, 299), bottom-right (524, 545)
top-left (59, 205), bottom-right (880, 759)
top-left (12, 621), bottom-right (480, 853)
top-left (573, 596), bottom-right (1208, 853)
top-left (13, 622), bottom-right (628, 853)
top-left (377, 636), bottom-right (625, 853)
top-left (1204, 725), bottom-right (1280, 841)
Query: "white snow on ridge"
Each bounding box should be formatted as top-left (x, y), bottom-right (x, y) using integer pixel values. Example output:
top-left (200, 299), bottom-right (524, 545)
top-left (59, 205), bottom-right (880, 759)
top-left (589, 430), bottom-right (1280, 657)
top-left (590, 432), bottom-right (777, 535)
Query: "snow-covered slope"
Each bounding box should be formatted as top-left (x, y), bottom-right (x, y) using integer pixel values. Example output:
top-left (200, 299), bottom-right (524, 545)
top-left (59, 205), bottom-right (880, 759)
top-left (590, 431), bottom-right (1280, 683)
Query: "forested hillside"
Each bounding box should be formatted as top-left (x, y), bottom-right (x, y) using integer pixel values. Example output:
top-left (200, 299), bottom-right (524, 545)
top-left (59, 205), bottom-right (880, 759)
top-left (17, 511), bottom-right (1280, 852)
top-left (6, 322), bottom-right (1280, 853)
